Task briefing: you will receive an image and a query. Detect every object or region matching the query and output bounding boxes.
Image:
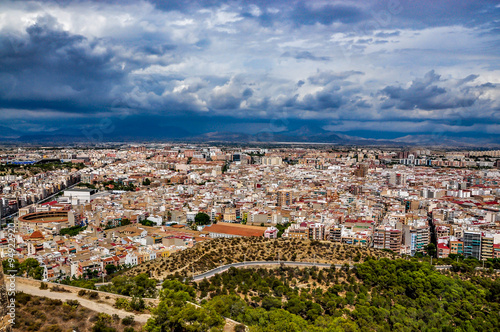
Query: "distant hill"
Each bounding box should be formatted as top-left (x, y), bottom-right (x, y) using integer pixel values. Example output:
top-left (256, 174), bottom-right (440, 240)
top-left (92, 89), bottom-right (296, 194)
top-left (1, 123), bottom-right (499, 147)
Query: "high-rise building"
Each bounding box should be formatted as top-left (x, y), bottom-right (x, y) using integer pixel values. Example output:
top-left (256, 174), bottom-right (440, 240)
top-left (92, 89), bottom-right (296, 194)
top-left (261, 156), bottom-right (282, 166)
top-left (277, 189), bottom-right (293, 206)
top-left (463, 231), bottom-right (481, 259)
top-left (388, 172), bottom-right (406, 186)
top-left (450, 241), bottom-right (464, 255)
top-left (308, 223), bottom-right (325, 241)
top-left (354, 164), bottom-right (368, 177)
top-left (373, 227), bottom-right (402, 252)
top-left (481, 236), bottom-right (494, 260)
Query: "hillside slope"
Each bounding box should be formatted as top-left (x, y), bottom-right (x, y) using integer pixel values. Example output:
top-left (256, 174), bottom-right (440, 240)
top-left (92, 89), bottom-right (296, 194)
top-left (126, 238), bottom-right (395, 280)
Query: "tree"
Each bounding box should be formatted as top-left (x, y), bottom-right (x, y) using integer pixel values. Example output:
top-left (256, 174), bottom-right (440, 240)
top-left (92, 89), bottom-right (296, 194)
top-left (195, 212), bottom-right (211, 226)
top-left (2, 258), bottom-right (20, 274)
top-left (20, 258), bottom-right (40, 278)
top-left (425, 243), bottom-right (437, 258)
top-left (139, 219), bottom-right (154, 226)
top-left (142, 178), bottom-right (151, 186)
top-left (105, 264), bottom-right (117, 275)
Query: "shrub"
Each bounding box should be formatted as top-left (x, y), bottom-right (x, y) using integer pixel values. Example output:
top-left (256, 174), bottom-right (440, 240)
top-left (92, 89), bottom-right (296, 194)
top-left (51, 285), bottom-right (70, 292)
top-left (122, 315), bottom-right (135, 326)
top-left (78, 289), bottom-right (87, 297)
top-left (16, 292), bottom-right (32, 305)
top-left (88, 291), bottom-right (99, 299)
top-left (235, 324), bottom-right (246, 332)
top-left (66, 300), bottom-right (80, 308)
top-left (40, 282), bottom-right (48, 290)
top-left (115, 298), bottom-right (131, 311)
top-left (46, 299), bottom-right (63, 306)
top-left (130, 296), bottom-right (145, 311)
top-left (41, 324), bottom-right (63, 332)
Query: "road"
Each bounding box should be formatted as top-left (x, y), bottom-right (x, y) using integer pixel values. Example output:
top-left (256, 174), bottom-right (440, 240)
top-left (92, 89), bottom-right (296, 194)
top-left (192, 261), bottom-right (345, 281)
top-left (192, 261), bottom-right (455, 281)
top-left (18, 279), bottom-right (248, 330)
top-left (19, 283), bottom-right (152, 323)
top-left (1, 181), bottom-right (81, 223)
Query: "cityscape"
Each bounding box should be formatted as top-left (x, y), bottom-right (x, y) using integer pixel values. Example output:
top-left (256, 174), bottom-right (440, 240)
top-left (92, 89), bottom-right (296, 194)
top-left (0, 0), bottom-right (499, 331)
top-left (1, 145), bottom-right (500, 331)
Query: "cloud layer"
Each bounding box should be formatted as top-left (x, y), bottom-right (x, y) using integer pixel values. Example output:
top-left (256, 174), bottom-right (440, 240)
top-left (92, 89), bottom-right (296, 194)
top-left (0, 0), bottom-right (499, 139)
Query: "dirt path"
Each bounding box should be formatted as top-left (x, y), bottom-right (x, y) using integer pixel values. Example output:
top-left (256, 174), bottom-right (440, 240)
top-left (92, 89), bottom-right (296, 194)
top-left (18, 283), bottom-right (152, 323)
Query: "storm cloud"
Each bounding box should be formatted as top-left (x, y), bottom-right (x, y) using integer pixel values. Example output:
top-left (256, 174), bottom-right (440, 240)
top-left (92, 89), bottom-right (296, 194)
top-left (0, 0), bottom-right (498, 139)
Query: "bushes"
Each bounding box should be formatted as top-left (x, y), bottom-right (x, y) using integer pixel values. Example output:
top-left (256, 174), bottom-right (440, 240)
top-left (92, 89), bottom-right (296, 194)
top-left (78, 289), bottom-right (87, 297)
top-left (50, 285), bottom-right (70, 292)
top-left (16, 292), bottom-right (32, 305)
top-left (121, 315), bottom-right (135, 326)
top-left (115, 298), bottom-right (131, 311)
top-left (66, 300), bottom-right (80, 308)
top-left (40, 282), bottom-right (48, 290)
top-left (115, 297), bottom-right (146, 312)
top-left (130, 296), bottom-right (145, 311)
top-left (41, 325), bottom-right (62, 332)
top-left (89, 291), bottom-right (99, 299)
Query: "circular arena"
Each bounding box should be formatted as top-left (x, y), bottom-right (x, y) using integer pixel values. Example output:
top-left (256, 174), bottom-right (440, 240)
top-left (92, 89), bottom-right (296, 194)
top-left (16, 211), bottom-right (70, 229)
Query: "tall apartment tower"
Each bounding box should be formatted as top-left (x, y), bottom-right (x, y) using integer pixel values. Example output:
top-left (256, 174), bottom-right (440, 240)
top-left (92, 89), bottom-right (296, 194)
top-left (463, 231), bottom-right (481, 260)
top-left (277, 189), bottom-right (293, 206)
top-left (354, 164), bottom-right (369, 177)
top-left (373, 227), bottom-right (402, 252)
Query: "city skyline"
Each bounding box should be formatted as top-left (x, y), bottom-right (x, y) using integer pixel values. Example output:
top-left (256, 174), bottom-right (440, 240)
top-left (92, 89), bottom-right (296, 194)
top-left (0, 0), bottom-right (499, 143)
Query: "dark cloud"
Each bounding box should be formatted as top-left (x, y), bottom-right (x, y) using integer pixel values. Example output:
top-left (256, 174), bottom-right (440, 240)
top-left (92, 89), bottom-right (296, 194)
top-left (290, 2), bottom-right (365, 26)
top-left (380, 70), bottom-right (478, 111)
top-left (0, 0), bottom-right (497, 140)
top-left (456, 74), bottom-right (479, 86)
top-left (0, 15), bottom-right (125, 112)
top-left (140, 44), bottom-right (177, 55)
top-left (281, 51), bottom-right (330, 61)
top-left (375, 31), bottom-right (400, 38)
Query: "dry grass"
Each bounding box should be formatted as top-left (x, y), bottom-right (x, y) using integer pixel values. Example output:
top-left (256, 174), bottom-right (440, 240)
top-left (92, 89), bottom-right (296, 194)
top-left (14, 292), bottom-right (142, 332)
top-left (126, 237), bottom-right (395, 280)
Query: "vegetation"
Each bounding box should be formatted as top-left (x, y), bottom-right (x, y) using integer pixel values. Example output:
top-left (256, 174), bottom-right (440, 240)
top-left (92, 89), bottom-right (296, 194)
top-left (2, 257), bottom-right (44, 279)
top-left (144, 259), bottom-right (500, 332)
top-left (139, 219), bottom-right (155, 226)
top-left (121, 218), bottom-right (131, 226)
top-left (275, 222), bottom-right (291, 238)
top-left (0, 161), bottom-right (85, 177)
top-left (101, 180), bottom-right (136, 191)
top-left (60, 277), bottom-right (97, 290)
top-left (144, 280), bottom-right (225, 332)
top-left (78, 182), bottom-right (97, 189)
top-left (13, 293), bottom-right (140, 332)
top-left (126, 238), bottom-right (395, 280)
top-left (60, 225), bottom-right (87, 236)
top-left (100, 273), bottom-right (158, 298)
top-left (194, 212), bottom-right (211, 226)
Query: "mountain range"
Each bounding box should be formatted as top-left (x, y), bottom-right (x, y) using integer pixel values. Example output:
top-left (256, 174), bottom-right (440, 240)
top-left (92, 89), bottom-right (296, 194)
top-left (0, 124), bottom-right (498, 147)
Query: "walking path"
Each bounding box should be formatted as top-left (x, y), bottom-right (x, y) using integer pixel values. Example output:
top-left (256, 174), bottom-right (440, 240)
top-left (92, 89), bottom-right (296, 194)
top-left (192, 261), bottom-right (455, 281)
top-left (18, 283), bottom-right (152, 323)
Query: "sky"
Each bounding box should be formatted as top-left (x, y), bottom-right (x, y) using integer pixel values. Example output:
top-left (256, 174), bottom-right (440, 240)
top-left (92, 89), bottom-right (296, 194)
top-left (0, 0), bottom-right (499, 140)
